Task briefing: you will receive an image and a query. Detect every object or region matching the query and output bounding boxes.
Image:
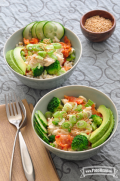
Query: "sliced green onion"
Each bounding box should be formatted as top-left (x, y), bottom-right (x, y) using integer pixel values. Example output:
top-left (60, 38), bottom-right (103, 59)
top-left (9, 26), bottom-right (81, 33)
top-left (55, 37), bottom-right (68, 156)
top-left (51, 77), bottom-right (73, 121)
top-left (91, 122), bottom-right (97, 131)
top-left (70, 53), bottom-right (75, 59)
top-left (53, 111), bottom-right (67, 119)
top-left (86, 123), bottom-right (92, 130)
top-left (52, 118), bottom-right (60, 125)
top-left (75, 105), bottom-right (83, 112)
top-left (57, 69), bottom-right (66, 76)
top-left (83, 112), bottom-right (88, 118)
top-left (45, 45), bottom-right (54, 50)
top-left (85, 99), bottom-right (94, 107)
top-left (76, 112), bottom-right (84, 120)
top-left (76, 120), bottom-right (87, 129)
top-left (63, 103), bottom-right (72, 112)
top-left (60, 111), bottom-right (67, 118)
top-left (53, 111), bottom-right (61, 118)
top-left (44, 111), bottom-right (53, 119)
top-left (21, 50), bottom-right (25, 56)
top-left (38, 51), bottom-right (47, 58)
top-left (26, 44), bottom-right (33, 51)
top-left (32, 44), bottom-right (43, 51)
top-left (49, 53), bottom-right (57, 60)
top-left (26, 44), bottom-right (44, 51)
top-left (28, 51), bottom-right (32, 56)
top-left (69, 115), bottom-right (77, 124)
top-left (66, 53), bottom-right (75, 61)
top-left (21, 55), bottom-right (26, 62)
top-left (36, 55), bottom-right (43, 60)
top-left (52, 43), bottom-right (62, 49)
top-left (26, 64), bottom-right (31, 71)
top-left (62, 122), bottom-right (72, 129)
top-left (47, 50), bottom-right (55, 55)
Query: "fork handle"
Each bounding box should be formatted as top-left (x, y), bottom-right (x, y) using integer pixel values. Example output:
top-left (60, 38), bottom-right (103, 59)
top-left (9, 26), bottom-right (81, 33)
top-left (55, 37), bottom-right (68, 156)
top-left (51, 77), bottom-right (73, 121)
top-left (18, 131), bottom-right (35, 181)
top-left (9, 130), bottom-right (19, 181)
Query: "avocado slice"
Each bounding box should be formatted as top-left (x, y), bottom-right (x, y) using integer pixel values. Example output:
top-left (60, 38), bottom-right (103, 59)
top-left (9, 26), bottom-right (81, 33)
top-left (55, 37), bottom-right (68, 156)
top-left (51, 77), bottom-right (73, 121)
top-left (13, 47), bottom-right (26, 75)
top-left (92, 109), bottom-right (114, 148)
top-left (89, 105), bottom-right (110, 144)
top-left (6, 50), bottom-right (23, 75)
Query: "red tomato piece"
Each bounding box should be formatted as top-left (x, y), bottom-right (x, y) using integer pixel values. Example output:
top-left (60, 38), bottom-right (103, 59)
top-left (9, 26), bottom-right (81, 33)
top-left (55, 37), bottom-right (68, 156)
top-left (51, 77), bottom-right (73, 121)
top-left (29, 38), bottom-right (39, 44)
top-left (64, 95), bottom-right (84, 105)
top-left (23, 38), bottom-right (30, 45)
top-left (55, 135), bottom-right (73, 149)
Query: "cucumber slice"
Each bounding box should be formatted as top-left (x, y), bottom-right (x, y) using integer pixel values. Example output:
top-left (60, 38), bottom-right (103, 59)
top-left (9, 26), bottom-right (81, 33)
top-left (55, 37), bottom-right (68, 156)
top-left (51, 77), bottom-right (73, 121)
top-left (23, 21), bottom-right (36, 40)
top-left (34, 118), bottom-right (49, 144)
top-left (43, 21), bottom-right (65, 40)
top-left (36, 110), bottom-right (48, 127)
top-left (36, 21), bottom-right (48, 40)
top-left (34, 113), bottom-right (47, 133)
top-left (31, 22), bottom-right (38, 38)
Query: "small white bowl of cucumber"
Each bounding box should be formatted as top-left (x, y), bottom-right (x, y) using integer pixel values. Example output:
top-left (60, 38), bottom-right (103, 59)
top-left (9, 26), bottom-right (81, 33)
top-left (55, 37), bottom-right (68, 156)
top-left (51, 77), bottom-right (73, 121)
top-left (3, 21), bottom-right (82, 89)
top-left (31, 85), bottom-right (118, 160)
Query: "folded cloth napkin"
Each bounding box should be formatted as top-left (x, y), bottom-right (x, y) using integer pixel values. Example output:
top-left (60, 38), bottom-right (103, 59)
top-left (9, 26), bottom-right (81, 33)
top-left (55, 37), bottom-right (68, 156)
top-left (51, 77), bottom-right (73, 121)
top-left (0, 99), bottom-right (60, 181)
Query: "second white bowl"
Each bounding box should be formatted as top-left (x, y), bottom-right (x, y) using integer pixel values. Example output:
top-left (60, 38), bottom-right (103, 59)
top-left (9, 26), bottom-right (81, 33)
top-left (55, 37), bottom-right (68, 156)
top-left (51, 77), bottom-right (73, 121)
top-left (3, 27), bottom-right (82, 89)
top-left (31, 85), bottom-right (118, 160)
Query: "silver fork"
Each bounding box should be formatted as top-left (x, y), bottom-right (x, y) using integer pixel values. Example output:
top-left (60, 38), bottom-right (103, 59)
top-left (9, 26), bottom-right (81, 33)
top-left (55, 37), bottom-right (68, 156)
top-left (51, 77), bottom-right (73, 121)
top-left (5, 93), bottom-right (35, 181)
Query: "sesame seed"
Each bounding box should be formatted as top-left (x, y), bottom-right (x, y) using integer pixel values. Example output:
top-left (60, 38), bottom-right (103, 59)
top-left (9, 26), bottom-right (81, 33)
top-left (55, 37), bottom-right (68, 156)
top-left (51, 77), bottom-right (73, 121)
top-left (84, 15), bottom-right (113, 33)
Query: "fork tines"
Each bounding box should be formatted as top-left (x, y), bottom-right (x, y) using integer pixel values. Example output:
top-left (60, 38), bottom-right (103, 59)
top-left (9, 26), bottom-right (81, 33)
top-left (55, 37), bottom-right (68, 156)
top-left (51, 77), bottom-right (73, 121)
top-left (5, 93), bottom-right (21, 117)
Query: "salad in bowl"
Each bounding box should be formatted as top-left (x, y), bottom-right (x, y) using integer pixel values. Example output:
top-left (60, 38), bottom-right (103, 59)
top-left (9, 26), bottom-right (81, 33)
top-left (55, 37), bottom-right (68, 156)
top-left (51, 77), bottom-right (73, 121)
top-left (5, 21), bottom-right (75, 79)
top-left (33, 94), bottom-right (115, 151)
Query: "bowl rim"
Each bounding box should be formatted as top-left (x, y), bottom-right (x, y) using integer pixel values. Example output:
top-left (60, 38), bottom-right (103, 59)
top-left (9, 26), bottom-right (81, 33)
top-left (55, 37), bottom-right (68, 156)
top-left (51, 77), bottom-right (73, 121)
top-left (3, 27), bottom-right (82, 81)
top-left (31, 85), bottom-right (118, 154)
top-left (80, 9), bottom-right (116, 35)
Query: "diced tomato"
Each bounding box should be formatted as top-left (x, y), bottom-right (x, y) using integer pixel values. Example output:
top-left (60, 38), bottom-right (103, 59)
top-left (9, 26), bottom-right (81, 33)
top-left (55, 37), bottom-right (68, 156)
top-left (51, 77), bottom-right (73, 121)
top-left (64, 95), bottom-right (84, 105)
top-left (62, 49), bottom-right (71, 57)
top-left (29, 38), bottom-right (39, 44)
top-left (64, 36), bottom-right (71, 46)
top-left (23, 38), bottom-right (30, 45)
top-left (56, 135), bottom-right (60, 138)
top-left (60, 36), bottom-right (72, 58)
top-left (55, 135), bottom-right (73, 150)
top-left (91, 104), bottom-right (102, 117)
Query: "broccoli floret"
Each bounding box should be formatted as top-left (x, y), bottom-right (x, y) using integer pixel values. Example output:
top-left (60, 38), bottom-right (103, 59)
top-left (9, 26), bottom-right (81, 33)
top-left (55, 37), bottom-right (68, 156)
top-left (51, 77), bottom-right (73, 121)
top-left (47, 97), bottom-right (63, 113)
top-left (49, 135), bottom-right (55, 142)
top-left (71, 135), bottom-right (88, 151)
top-left (46, 60), bottom-right (61, 75)
top-left (91, 114), bottom-right (102, 127)
top-left (32, 64), bottom-right (44, 77)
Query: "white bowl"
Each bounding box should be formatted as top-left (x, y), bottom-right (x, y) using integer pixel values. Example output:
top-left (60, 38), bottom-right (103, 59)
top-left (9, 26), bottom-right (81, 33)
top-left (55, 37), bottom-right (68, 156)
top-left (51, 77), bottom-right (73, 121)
top-left (31, 85), bottom-right (118, 160)
top-left (3, 27), bottom-right (82, 89)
